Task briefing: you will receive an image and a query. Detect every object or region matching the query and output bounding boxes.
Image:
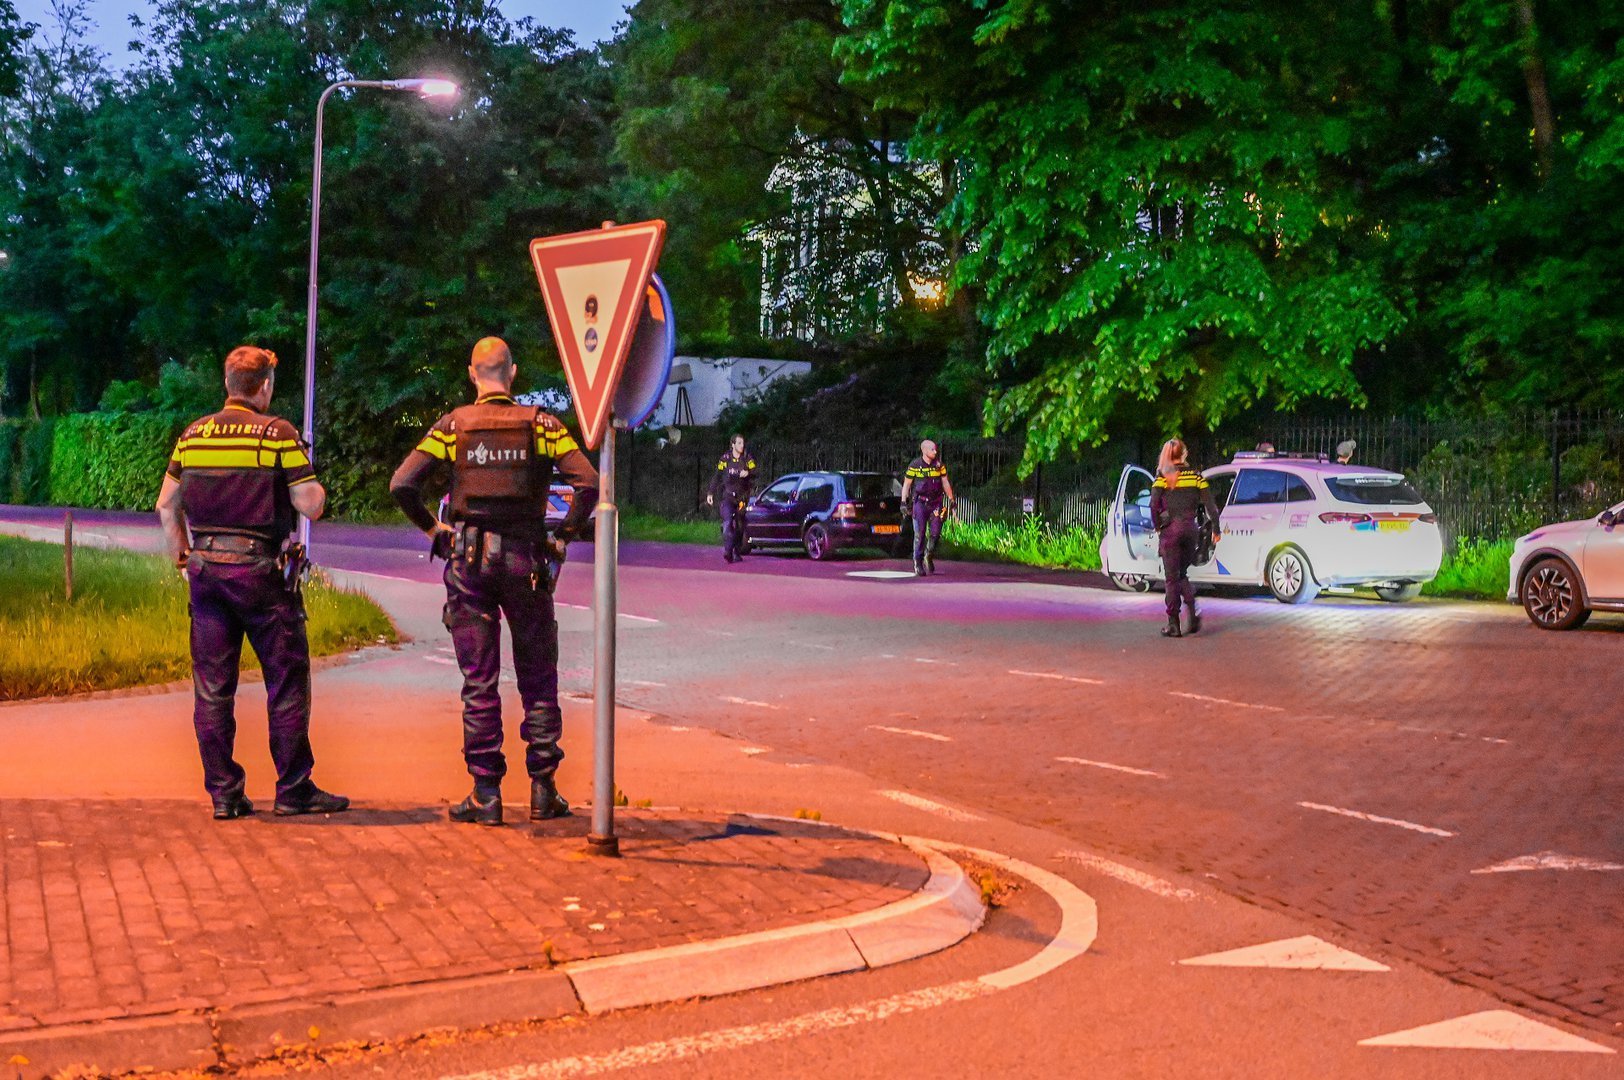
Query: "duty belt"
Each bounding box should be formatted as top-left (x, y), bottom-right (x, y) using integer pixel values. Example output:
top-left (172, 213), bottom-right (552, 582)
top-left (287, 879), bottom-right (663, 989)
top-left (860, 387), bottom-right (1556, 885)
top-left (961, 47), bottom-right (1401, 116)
top-left (192, 534), bottom-right (275, 563)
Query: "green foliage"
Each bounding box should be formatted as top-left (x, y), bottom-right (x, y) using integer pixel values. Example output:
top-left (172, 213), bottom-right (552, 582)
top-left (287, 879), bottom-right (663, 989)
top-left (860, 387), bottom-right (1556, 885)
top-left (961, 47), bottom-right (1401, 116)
top-left (0, 535), bottom-right (396, 699)
top-left (0, 0), bottom-right (27, 98)
top-left (0, 419), bottom-right (19, 500)
top-left (942, 514), bottom-right (1104, 571)
top-left (47, 411), bottom-right (187, 509)
top-left (1422, 537), bottom-right (1515, 600)
top-left (18, 415), bottom-right (53, 502)
top-left (618, 509), bottom-right (717, 545)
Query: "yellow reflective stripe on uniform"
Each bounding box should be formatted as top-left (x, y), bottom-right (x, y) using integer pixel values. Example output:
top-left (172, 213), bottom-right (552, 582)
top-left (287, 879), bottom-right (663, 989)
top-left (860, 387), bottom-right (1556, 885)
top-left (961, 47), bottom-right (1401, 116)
top-left (415, 432), bottom-right (453, 460)
top-left (288, 474), bottom-right (319, 487)
top-left (539, 430), bottom-right (579, 457)
top-left (179, 448), bottom-right (276, 468)
top-left (717, 460), bottom-right (728, 470)
top-left (746, 459), bottom-right (756, 469)
top-left (280, 448), bottom-right (312, 469)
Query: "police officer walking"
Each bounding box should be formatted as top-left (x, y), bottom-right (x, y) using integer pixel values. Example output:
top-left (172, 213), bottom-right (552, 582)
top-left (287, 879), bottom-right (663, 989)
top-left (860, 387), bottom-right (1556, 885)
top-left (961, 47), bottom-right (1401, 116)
top-left (901, 439), bottom-right (955, 576)
top-left (1150, 438), bottom-right (1221, 638)
top-left (706, 434), bottom-right (756, 563)
top-left (390, 337), bottom-right (599, 827)
top-left (154, 346), bottom-right (350, 819)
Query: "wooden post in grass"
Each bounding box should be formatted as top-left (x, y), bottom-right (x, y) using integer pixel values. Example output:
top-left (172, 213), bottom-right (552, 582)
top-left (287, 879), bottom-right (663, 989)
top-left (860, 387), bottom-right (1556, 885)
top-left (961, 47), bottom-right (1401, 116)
top-left (63, 511), bottom-right (74, 602)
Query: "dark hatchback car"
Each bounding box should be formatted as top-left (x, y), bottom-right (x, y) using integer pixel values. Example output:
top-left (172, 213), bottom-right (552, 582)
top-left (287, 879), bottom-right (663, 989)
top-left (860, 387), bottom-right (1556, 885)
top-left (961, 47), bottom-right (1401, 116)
top-left (744, 471), bottom-right (908, 560)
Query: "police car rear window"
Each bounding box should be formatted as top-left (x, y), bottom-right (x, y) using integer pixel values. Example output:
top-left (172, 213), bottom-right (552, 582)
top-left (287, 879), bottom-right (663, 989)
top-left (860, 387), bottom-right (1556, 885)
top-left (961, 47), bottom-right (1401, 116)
top-left (1325, 476), bottom-right (1424, 505)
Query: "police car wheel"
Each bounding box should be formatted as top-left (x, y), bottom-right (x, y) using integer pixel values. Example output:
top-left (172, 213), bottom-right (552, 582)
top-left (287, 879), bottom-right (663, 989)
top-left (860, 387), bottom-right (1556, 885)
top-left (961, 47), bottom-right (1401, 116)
top-left (1266, 546), bottom-right (1320, 605)
top-left (1108, 573), bottom-right (1154, 593)
top-left (803, 523), bottom-right (834, 561)
top-left (1520, 558), bottom-right (1590, 631)
top-left (1373, 582), bottom-right (1423, 603)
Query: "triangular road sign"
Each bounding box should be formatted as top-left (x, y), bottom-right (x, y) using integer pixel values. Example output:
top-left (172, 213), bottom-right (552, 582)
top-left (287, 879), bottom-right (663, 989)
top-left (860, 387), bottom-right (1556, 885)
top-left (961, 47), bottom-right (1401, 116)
top-left (530, 220), bottom-right (666, 449)
top-left (1178, 935), bottom-right (1389, 971)
top-left (1358, 1010), bottom-right (1615, 1053)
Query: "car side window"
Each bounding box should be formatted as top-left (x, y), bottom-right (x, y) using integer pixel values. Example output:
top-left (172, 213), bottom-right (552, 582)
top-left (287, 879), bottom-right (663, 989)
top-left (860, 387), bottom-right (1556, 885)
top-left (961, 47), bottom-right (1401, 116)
top-left (797, 479), bottom-right (835, 512)
top-left (1207, 472), bottom-right (1236, 509)
top-left (758, 479), bottom-right (797, 507)
top-left (1232, 468), bottom-right (1287, 505)
top-left (1285, 474), bottom-right (1315, 503)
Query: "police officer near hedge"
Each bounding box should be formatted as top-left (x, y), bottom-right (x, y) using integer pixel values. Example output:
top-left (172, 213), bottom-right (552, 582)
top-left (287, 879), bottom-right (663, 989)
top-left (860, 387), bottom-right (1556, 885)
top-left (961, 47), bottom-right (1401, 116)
top-left (155, 345), bottom-right (350, 820)
top-left (1150, 438), bottom-right (1221, 638)
top-left (706, 434), bottom-right (756, 563)
top-left (900, 439), bottom-right (955, 576)
top-left (389, 337), bottom-right (599, 827)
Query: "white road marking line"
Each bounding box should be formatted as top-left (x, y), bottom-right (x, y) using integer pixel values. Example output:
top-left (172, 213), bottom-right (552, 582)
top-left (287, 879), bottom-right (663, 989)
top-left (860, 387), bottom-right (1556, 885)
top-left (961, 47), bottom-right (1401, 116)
top-left (1396, 725), bottom-right (1510, 745)
top-left (422, 655), bottom-right (458, 666)
top-left (1470, 851), bottom-right (1624, 874)
top-left (626, 679), bottom-right (667, 688)
top-left (1008, 669), bottom-right (1105, 686)
top-left (1297, 801), bottom-right (1454, 838)
top-left (1055, 756), bottom-right (1164, 779)
top-left (1056, 850), bottom-right (1203, 902)
top-left (437, 839), bottom-right (1097, 1080)
top-left (720, 696), bottom-right (782, 710)
top-left (876, 791), bottom-right (984, 822)
top-left (739, 747), bottom-right (769, 756)
top-left (846, 569), bottom-right (919, 579)
top-left (1168, 691), bottom-right (1285, 712)
top-left (1179, 935), bottom-right (1389, 971)
top-left (790, 641), bottom-right (838, 651)
top-left (557, 603), bottom-right (660, 624)
top-left (913, 657), bottom-right (956, 666)
top-left (1358, 1010), bottom-right (1615, 1053)
top-left (868, 725), bottom-right (953, 743)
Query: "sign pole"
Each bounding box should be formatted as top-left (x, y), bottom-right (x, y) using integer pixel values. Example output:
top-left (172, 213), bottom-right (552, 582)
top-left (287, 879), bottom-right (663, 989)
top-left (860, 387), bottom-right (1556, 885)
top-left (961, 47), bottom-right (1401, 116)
top-left (587, 415), bottom-right (620, 856)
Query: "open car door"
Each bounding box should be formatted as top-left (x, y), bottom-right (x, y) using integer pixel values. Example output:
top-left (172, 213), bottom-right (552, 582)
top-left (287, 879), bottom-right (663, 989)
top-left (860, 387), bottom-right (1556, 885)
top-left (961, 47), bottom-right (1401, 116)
top-left (1102, 464), bottom-right (1162, 592)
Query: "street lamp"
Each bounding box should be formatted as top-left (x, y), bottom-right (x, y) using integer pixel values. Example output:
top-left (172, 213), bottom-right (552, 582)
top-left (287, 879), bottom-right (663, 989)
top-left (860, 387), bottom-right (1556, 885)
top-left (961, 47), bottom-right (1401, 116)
top-left (300, 77), bottom-right (460, 552)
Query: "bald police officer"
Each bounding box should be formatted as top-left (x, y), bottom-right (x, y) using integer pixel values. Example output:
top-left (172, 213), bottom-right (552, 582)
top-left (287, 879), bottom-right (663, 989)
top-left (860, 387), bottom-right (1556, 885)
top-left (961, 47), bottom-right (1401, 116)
top-left (901, 440), bottom-right (955, 576)
top-left (155, 346), bottom-right (350, 820)
top-left (390, 338), bottom-right (599, 827)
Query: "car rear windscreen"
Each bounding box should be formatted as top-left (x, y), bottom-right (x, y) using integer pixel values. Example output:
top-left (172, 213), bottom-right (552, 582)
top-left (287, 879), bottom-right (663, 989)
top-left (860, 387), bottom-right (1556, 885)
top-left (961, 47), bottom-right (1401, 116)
top-left (1325, 476), bottom-right (1425, 505)
top-left (843, 474), bottom-right (898, 501)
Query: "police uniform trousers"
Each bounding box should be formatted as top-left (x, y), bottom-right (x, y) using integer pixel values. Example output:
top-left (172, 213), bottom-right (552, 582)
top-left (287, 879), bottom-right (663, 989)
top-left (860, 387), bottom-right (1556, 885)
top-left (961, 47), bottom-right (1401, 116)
top-left (187, 558), bottom-right (316, 803)
top-left (1160, 519), bottom-right (1200, 619)
top-left (718, 494), bottom-right (748, 557)
top-left (912, 498), bottom-right (945, 561)
top-left (442, 541), bottom-right (563, 784)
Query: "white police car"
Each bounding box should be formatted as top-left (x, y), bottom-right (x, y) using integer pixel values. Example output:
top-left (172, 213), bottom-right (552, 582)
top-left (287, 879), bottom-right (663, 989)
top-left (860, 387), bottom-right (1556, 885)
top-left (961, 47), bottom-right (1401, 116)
top-left (1507, 501), bottom-right (1624, 630)
top-left (1101, 452), bottom-right (1444, 604)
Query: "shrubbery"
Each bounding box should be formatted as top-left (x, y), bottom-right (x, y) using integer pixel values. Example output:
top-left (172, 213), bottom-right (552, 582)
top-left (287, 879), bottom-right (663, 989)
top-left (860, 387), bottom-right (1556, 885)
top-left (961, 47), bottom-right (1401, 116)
top-left (46, 412), bottom-right (189, 510)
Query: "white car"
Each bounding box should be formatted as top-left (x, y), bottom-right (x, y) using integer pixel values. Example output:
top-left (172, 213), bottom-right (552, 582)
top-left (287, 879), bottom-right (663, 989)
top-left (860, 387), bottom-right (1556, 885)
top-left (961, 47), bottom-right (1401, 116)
top-left (1507, 501), bottom-right (1624, 630)
top-left (1100, 452), bottom-right (1444, 604)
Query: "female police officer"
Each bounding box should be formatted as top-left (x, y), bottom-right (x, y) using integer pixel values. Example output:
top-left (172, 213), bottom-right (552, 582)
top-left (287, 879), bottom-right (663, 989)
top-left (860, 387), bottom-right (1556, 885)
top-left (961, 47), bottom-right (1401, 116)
top-left (1149, 439), bottom-right (1221, 638)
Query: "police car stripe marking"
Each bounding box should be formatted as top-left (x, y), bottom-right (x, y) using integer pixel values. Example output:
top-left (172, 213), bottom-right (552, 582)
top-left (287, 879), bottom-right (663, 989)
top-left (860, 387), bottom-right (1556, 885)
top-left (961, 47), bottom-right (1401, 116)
top-left (1296, 801), bottom-right (1455, 838)
top-left (1008, 669), bottom-right (1105, 686)
top-left (1167, 691), bottom-right (1284, 712)
top-left (868, 725), bottom-right (953, 743)
top-left (1055, 756), bottom-right (1165, 778)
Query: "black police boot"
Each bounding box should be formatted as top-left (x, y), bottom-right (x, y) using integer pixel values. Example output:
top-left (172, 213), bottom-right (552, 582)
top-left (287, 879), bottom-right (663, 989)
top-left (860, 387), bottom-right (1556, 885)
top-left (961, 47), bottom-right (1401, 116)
top-left (1187, 604), bottom-right (1202, 635)
top-left (274, 787), bottom-right (351, 816)
top-left (913, 556), bottom-right (926, 577)
top-left (449, 787), bottom-right (503, 826)
top-left (1160, 615), bottom-right (1182, 638)
top-left (212, 793), bottom-right (254, 820)
top-left (531, 777), bottom-right (571, 821)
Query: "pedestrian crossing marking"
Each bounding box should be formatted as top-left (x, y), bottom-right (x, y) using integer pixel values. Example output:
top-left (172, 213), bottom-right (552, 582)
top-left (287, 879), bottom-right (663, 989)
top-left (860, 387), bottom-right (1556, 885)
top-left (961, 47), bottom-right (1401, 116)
top-left (1358, 1010), bottom-right (1615, 1053)
top-left (1470, 851), bottom-right (1624, 874)
top-left (846, 570), bottom-right (919, 579)
top-left (1179, 935), bottom-right (1388, 971)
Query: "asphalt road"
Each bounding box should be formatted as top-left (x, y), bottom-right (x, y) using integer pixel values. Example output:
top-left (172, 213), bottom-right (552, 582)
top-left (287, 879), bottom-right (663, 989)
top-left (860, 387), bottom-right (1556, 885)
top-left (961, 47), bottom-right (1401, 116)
top-left (2, 507), bottom-right (1621, 1076)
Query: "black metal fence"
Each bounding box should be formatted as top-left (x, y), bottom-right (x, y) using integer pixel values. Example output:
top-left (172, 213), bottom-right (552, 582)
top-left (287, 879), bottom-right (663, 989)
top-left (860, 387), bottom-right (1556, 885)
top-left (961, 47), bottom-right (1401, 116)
top-left (615, 409), bottom-right (1624, 546)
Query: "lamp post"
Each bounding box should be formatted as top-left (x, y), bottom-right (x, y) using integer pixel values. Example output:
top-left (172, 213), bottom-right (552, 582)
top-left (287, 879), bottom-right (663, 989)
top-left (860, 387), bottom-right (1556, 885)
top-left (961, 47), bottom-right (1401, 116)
top-left (300, 77), bottom-right (459, 552)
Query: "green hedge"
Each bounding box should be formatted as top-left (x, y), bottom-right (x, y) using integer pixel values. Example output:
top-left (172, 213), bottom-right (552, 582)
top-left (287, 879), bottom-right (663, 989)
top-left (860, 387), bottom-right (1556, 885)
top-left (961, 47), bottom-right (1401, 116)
top-left (0, 418), bottom-right (58, 505)
top-left (45, 412), bottom-right (189, 509)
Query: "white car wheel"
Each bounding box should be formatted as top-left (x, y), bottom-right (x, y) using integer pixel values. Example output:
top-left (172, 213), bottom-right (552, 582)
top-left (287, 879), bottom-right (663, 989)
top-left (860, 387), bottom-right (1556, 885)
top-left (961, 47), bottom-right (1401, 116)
top-left (1109, 573), bottom-right (1154, 593)
top-left (1267, 547), bottom-right (1320, 605)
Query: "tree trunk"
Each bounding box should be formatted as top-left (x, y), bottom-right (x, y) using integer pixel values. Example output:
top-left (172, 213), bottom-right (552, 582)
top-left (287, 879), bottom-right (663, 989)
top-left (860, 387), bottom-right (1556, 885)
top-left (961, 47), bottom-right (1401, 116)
top-left (1513, 0), bottom-right (1556, 185)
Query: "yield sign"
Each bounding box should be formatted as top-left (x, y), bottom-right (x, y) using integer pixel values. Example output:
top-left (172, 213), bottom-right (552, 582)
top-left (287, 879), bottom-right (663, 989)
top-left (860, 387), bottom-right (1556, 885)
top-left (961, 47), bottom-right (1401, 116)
top-left (529, 220), bottom-right (666, 449)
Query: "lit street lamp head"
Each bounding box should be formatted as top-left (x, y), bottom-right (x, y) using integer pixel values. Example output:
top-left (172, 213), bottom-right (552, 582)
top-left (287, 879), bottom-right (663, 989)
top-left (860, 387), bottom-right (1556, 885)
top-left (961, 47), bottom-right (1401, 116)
top-left (386, 78), bottom-right (460, 98)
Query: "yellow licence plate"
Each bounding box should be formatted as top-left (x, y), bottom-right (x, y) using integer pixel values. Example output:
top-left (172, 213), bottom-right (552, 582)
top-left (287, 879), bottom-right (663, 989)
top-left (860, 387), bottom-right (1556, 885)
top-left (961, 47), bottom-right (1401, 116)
top-left (873, 524), bottom-right (901, 535)
top-left (1377, 520), bottom-right (1410, 533)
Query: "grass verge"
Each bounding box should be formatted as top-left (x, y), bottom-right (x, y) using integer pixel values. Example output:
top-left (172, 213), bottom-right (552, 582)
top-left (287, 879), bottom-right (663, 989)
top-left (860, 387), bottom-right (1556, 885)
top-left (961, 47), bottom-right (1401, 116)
top-left (941, 515), bottom-right (1106, 572)
top-left (1421, 537), bottom-right (1514, 600)
top-left (0, 535), bottom-right (397, 701)
top-left (618, 509), bottom-right (718, 545)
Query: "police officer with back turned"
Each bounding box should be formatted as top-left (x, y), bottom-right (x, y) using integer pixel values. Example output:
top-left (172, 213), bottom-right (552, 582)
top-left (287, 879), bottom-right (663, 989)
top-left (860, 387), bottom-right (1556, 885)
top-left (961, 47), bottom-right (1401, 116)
top-left (390, 337), bottom-right (599, 827)
top-left (901, 439), bottom-right (955, 576)
top-left (1150, 438), bottom-right (1221, 638)
top-left (155, 345), bottom-right (350, 820)
top-left (706, 434), bottom-right (756, 563)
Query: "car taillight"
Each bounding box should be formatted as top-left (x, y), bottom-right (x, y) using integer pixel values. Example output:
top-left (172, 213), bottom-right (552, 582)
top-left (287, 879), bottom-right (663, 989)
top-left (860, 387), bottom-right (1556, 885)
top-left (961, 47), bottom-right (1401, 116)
top-left (1418, 513), bottom-right (1437, 524)
top-left (832, 502), bottom-right (858, 521)
top-left (1319, 512), bottom-right (1371, 524)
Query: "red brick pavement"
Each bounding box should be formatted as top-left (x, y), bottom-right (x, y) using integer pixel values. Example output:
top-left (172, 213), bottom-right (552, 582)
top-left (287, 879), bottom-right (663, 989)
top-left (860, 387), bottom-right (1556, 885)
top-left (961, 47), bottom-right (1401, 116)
top-left (0, 801), bottom-right (926, 1032)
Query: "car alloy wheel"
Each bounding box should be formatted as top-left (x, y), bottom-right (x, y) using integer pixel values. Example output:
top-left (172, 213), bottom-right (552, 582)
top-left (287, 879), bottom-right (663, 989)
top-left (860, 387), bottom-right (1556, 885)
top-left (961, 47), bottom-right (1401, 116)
top-left (1521, 558), bottom-right (1589, 631)
top-left (1267, 546), bottom-right (1320, 605)
top-left (1108, 573), bottom-right (1154, 593)
top-left (804, 523), bottom-right (832, 561)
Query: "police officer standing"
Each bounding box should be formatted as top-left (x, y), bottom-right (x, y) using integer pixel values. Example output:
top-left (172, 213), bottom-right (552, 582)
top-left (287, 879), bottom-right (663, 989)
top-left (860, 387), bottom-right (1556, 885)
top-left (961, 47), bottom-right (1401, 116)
top-left (706, 434), bottom-right (756, 563)
top-left (154, 346), bottom-right (349, 819)
top-left (390, 337), bottom-right (599, 827)
top-left (1150, 438), bottom-right (1221, 637)
top-left (900, 439), bottom-right (956, 576)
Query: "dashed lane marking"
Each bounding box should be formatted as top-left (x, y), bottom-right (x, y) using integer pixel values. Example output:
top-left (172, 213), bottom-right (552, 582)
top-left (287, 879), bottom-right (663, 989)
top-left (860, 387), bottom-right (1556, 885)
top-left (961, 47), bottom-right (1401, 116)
top-left (790, 641), bottom-right (838, 651)
top-left (876, 791), bottom-right (984, 822)
top-left (1179, 935), bottom-right (1389, 971)
top-left (555, 603), bottom-right (661, 624)
top-left (436, 839), bottom-right (1098, 1080)
top-left (720, 696), bottom-right (782, 710)
top-left (626, 679), bottom-right (667, 688)
top-left (1396, 725), bottom-right (1510, 745)
top-left (1470, 851), bottom-right (1624, 874)
top-left (1168, 691), bottom-right (1285, 712)
top-left (845, 570), bottom-right (919, 579)
top-left (1297, 801), bottom-right (1455, 838)
top-left (423, 655), bottom-right (458, 666)
top-left (1056, 850), bottom-right (1203, 902)
top-left (1008, 669), bottom-right (1105, 685)
top-left (869, 725), bottom-right (953, 743)
top-left (1358, 1010), bottom-right (1614, 1053)
top-left (1055, 756), bottom-right (1165, 779)
top-left (913, 657), bottom-right (957, 666)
